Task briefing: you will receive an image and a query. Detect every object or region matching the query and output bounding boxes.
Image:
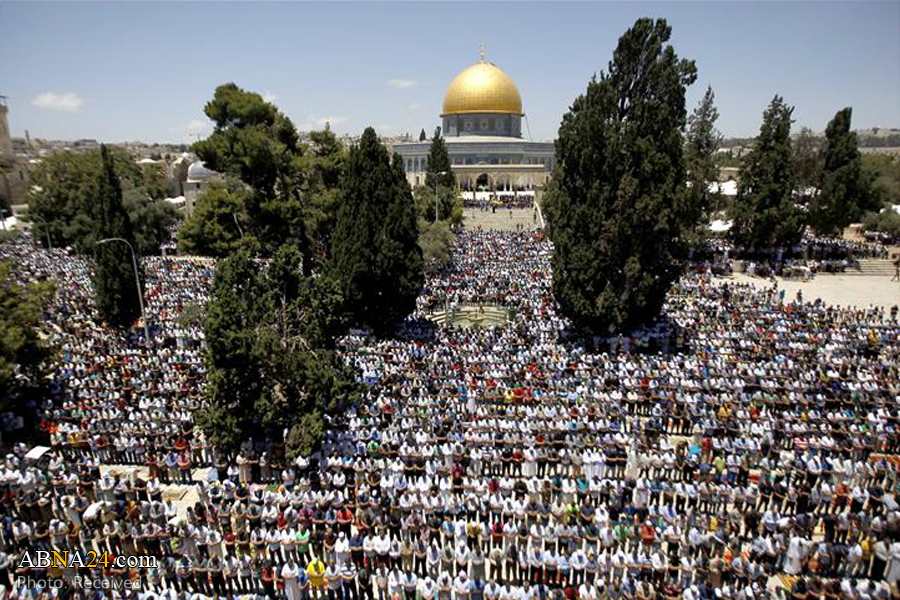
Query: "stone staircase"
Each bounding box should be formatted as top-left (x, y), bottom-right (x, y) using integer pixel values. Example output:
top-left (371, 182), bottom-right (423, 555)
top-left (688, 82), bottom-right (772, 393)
top-left (429, 304), bottom-right (512, 328)
top-left (827, 258), bottom-right (897, 277)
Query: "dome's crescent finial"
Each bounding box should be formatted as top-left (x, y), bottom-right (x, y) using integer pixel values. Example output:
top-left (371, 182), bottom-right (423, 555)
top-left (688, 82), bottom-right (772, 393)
top-left (479, 43), bottom-right (485, 63)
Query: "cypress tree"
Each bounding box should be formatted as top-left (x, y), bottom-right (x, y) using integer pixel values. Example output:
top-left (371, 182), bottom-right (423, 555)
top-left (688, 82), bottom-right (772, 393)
top-left (199, 250), bottom-right (264, 450)
top-left (424, 128), bottom-right (454, 189)
top-left (329, 127), bottom-right (423, 335)
top-left (92, 145), bottom-right (142, 330)
top-left (685, 86), bottom-right (722, 222)
top-left (381, 153), bottom-right (425, 323)
top-left (731, 96), bottom-right (804, 249)
top-left (422, 128), bottom-right (456, 221)
top-left (549, 18), bottom-right (698, 334)
top-left (792, 127), bottom-right (823, 203)
top-left (809, 107), bottom-right (878, 235)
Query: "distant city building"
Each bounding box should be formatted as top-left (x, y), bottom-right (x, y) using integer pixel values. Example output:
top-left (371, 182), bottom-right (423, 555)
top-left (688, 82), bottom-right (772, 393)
top-left (394, 53), bottom-right (554, 199)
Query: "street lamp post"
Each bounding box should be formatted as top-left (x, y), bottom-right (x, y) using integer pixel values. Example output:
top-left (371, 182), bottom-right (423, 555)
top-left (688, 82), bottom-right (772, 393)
top-left (95, 237), bottom-right (151, 345)
top-left (432, 170), bottom-right (449, 223)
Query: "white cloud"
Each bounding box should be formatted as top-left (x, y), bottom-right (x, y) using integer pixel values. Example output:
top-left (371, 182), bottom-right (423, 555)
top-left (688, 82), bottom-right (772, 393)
top-left (408, 103), bottom-right (421, 111)
top-left (169, 118), bottom-right (213, 142)
top-left (262, 91), bottom-right (278, 103)
top-left (185, 119), bottom-right (211, 136)
top-left (389, 78), bottom-right (417, 89)
top-left (319, 116), bottom-right (347, 127)
top-left (298, 115), bottom-right (348, 131)
top-left (32, 92), bottom-right (83, 112)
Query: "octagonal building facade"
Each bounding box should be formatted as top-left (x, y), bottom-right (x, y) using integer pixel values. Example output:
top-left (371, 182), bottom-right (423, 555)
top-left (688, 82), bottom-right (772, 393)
top-left (394, 55), bottom-right (555, 198)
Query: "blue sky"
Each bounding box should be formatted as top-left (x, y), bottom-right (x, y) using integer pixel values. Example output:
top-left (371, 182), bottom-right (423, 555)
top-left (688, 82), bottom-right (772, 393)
top-left (1, 1), bottom-right (898, 143)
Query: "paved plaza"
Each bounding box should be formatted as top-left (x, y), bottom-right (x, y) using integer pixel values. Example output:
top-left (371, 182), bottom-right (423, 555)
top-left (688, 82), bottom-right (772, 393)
top-left (717, 272), bottom-right (900, 311)
top-left (463, 207), bottom-right (898, 313)
top-left (463, 206), bottom-right (543, 231)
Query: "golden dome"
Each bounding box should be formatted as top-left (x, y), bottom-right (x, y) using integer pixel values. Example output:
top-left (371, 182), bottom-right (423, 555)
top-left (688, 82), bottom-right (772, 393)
top-left (441, 61), bottom-right (523, 116)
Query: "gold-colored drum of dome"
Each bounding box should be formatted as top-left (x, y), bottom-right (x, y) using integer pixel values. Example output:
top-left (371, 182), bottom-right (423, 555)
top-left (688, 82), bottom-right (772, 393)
top-left (441, 61), bottom-right (523, 116)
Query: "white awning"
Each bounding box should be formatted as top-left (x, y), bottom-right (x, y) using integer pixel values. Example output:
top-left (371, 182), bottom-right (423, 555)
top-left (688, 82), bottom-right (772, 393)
top-left (710, 219), bottom-right (733, 232)
top-left (708, 181), bottom-right (738, 197)
top-left (24, 446), bottom-right (52, 460)
top-left (83, 502), bottom-right (104, 520)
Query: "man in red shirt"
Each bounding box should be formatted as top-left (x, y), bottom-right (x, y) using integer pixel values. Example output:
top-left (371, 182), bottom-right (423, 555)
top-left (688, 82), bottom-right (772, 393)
top-left (640, 520), bottom-right (655, 551)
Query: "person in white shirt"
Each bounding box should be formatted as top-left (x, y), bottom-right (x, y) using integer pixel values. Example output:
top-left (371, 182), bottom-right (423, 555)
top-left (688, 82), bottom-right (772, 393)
top-left (420, 576), bottom-right (437, 600)
top-left (454, 571), bottom-right (471, 600)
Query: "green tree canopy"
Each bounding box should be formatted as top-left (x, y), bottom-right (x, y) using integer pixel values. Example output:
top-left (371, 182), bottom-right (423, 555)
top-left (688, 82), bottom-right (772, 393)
top-left (302, 125), bottom-right (348, 261)
top-left (424, 128), bottom-right (454, 190)
top-left (0, 261), bottom-right (54, 412)
top-left (548, 18), bottom-right (698, 334)
top-left (809, 107), bottom-right (879, 234)
top-left (178, 182), bottom-right (257, 257)
top-left (198, 247), bottom-right (357, 456)
top-left (194, 83), bottom-right (310, 262)
top-left (862, 153), bottom-right (900, 206)
top-left (92, 145), bottom-right (143, 330)
top-left (124, 189), bottom-right (180, 256)
top-left (792, 127), bottom-right (823, 203)
top-left (140, 163), bottom-right (169, 200)
top-left (328, 128), bottom-right (424, 335)
top-left (685, 86), bottom-right (722, 223)
top-left (418, 127), bottom-right (459, 223)
top-left (730, 96), bottom-right (804, 249)
top-left (307, 125), bottom-right (346, 191)
top-left (863, 209), bottom-right (900, 237)
top-left (414, 185), bottom-right (460, 224)
top-left (27, 148), bottom-right (177, 254)
top-left (418, 219), bottom-right (453, 273)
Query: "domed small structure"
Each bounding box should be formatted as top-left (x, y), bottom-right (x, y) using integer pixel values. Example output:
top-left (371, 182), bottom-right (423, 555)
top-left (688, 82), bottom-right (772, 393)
top-left (183, 160), bottom-right (220, 217)
top-left (187, 160), bottom-right (215, 180)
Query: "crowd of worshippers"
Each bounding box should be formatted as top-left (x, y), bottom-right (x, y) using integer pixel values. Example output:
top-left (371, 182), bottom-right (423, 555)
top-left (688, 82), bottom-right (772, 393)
top-left (462, 196), bottom-right (535, 211)
top-left (688, 233), bottom-right (894, 280)
top-left (0, 230), bottom-right (899, 600)
top-left (864, 231), bottom-right (900, 248)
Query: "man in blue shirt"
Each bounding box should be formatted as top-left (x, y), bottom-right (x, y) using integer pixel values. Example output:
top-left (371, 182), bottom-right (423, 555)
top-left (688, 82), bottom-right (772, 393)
top-left (470, 578), bottom-right (486, 600)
